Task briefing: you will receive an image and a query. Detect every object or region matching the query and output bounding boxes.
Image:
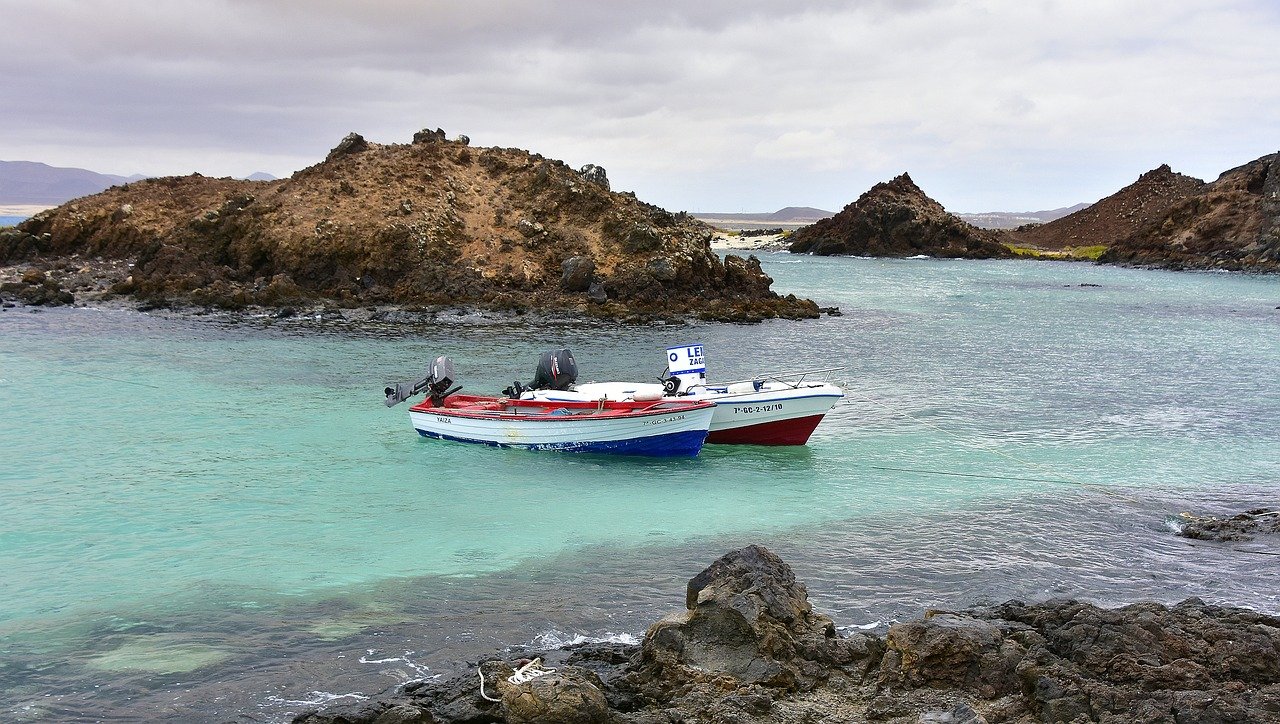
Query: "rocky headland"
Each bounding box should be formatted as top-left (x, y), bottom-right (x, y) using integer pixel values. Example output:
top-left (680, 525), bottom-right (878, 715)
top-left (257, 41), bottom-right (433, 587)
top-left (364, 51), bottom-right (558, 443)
top-left (786, 173), bottom-right (1013, 260)
top-left (1002, 165), bottom-right (1207, 255)
top-left (294, 545), bottom-right (1280, 724)
top-left (1098, 153), bottom-right (1280, 272)
top-left (0, 130), bottom-right (819, 323)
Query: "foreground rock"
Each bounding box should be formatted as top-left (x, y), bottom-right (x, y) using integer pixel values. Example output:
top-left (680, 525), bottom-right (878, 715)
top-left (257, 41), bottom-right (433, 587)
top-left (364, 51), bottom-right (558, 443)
top-left (1099, 152), bottom-right (1280, 272)
top-left (0, 130), bottom-right (819, 322)
top-left (787, 173), bottom-right (1013, 259)
top-left (293, 545), bottom-right (1280, 724)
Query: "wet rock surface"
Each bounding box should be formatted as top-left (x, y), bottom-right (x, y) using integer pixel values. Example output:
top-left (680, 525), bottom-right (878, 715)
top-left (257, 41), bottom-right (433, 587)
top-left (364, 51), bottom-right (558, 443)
top-left (1171, 508), bottom-right (1280, 542)
top-left (292, 545), bottom-right (1280, 724)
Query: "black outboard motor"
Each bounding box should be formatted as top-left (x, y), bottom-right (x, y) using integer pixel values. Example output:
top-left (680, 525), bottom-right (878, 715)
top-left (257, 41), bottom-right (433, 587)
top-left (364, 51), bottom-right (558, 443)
top-left (384, 355), bottom-right (462, 407)
top-left (532, 348), bottom-right (577, 390)
top-left (503, 348), bottom-right (577, 397)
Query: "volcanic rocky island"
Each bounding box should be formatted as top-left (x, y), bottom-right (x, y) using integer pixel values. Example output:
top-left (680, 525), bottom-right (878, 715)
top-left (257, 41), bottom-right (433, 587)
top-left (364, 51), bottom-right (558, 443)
top-left (787, 153), bottom-right (1280, 273)
top-left (0, 130), bottom-right (818, 323)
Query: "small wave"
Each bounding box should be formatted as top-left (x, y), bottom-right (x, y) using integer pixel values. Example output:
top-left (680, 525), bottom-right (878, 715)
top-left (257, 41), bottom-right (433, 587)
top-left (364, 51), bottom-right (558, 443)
top-left (836, 621), bottom-right (883, 632)
top-left (360, 649), bottom-right (435, 679)
top-left (905, 255), bottom-right (932, 260)
top-left (526, 629), bottom-right (641, 649)
top-left (264, 691), bottom-right (369, 708)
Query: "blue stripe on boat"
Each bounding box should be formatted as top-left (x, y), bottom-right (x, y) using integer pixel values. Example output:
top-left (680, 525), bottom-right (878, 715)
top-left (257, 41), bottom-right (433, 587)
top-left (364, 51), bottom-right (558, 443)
top-left (415, 428), bottom-right (709, 457)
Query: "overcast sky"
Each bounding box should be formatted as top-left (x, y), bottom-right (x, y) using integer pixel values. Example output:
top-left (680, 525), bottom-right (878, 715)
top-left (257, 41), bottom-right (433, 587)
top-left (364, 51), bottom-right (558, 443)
top-left (4, 0), bottom-right (1279, 212)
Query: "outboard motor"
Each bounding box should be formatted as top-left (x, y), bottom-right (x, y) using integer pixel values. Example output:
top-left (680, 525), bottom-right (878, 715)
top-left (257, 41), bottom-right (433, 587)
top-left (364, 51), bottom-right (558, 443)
top-left (662, 344), bottom-right (706, 395)
top-left (384, 355), bottom-right (462, 407)
top-left (504, 348), bottom-right (578, 397)
top-left (532, 348), bottom-right (578, 390)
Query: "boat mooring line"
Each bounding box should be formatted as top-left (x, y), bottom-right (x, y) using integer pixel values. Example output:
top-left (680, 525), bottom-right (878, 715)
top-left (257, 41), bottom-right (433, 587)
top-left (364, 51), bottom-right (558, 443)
top-left (841, 390), bottom-right (1140, 503)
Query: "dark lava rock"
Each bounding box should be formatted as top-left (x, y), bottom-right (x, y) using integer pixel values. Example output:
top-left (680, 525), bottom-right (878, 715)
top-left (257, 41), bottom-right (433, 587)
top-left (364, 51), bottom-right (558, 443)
top-left (788, 173), bottom-right (1012, 259)
top-left (1170, 508), bottom-right (1280, 541)
top-left (293, 546), bottom-right (1280, 724)
top-left (586, 280), bottom-right (607, 304)
top-left (327, 132), bottom-right (369, 160)
top-left (560, 256), bottom-right (595, 293)
top-left (578, 164), bottom-right (610, 191)
top-left (413, 127), bottom-right (448, 144)
top-left (0, 267), bottom-right (75, 306)
top-left (633, 544), bottom-right (882, 693)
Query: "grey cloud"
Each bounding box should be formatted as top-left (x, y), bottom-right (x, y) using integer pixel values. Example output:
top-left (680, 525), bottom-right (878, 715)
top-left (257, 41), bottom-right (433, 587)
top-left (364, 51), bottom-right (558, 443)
top-left (1, 0), bottom-right (1278, 212)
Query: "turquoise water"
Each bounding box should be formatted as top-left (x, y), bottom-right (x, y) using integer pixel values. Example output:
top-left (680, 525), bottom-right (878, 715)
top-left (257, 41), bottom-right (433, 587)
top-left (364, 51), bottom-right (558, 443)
top-left (1, 255), bottom-right (1278, 721)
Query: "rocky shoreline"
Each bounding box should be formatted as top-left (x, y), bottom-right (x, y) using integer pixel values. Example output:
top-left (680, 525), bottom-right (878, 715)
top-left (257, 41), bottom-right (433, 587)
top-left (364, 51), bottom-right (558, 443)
top-left (293, 545), bottom-right (1280, 724)
top-left (0, 255), bottom-right (831, 326)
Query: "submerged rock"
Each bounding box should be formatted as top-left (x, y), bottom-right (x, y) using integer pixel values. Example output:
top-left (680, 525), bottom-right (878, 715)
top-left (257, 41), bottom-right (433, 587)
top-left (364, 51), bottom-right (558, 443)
top-left (1170, 508), bottom-right (1280, 541)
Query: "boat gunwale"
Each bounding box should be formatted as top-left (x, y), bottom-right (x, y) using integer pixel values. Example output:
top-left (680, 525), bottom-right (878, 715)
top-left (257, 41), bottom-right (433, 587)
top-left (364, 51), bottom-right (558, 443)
top-left (408, 394), bottom-right (715, 423)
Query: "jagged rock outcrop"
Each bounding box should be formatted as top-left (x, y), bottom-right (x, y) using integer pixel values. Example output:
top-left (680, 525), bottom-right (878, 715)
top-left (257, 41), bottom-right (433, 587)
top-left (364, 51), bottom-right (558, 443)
top-left (1099, 153), bottom-right (1280, 272)
top-left (4, 131), bottom-right (818, 322)
top-left (1005, 164), bottom-right (1206, 251)
top-left (293, 545), bottom-right (1280, 724)
top-left (787, 173), bottom-right (1013, 259)
top-left (630, 544), bottom-right (881, 694)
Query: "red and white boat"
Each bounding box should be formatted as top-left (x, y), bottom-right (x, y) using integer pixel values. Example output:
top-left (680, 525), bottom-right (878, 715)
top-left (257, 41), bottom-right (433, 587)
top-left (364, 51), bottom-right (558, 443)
top-left (385, 355), bottom-right (716, 457)
top-left (523, 345), bottom-right (844, 446)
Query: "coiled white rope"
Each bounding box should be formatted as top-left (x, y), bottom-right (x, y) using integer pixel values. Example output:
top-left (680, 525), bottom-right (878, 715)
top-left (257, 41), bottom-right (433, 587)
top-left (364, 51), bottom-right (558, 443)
top-left (478, 658), bottom-right (557, 702)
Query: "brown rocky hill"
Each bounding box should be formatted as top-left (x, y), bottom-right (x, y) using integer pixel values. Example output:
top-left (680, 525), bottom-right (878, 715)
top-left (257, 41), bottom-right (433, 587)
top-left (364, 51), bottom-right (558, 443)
top-left (1099, 153), bottom-right (1280, 272)
top-left (1004, 164), bottom-right (1206, 251)
top-left (786, 173), bottom-right (1012, 259)
top-left (0, 130), bottom-right (817, 321)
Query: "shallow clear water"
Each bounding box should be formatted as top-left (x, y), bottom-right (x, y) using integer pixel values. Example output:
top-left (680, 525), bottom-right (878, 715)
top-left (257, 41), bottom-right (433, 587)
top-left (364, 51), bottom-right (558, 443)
top-left (1, 255), bottom-right (1278, 722)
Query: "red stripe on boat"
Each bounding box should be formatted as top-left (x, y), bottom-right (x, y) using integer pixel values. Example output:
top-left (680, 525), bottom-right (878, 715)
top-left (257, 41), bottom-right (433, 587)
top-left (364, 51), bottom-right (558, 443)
top-left (706, 414), bottom-right (826, 446)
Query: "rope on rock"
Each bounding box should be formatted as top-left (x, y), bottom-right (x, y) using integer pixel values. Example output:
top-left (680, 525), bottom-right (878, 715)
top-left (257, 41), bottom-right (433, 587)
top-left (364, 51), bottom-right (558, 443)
top-left (478, 657), bottom-right (556, 703)
top-left (509, 658), bottom-right (556, 684)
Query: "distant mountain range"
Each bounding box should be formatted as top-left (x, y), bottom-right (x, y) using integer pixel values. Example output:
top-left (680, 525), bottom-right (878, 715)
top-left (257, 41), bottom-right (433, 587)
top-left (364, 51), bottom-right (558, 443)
top-left (0, 161), bottom-right (146, 205)
top-left (955, 204), bottom-right (1090, 229)
top-left (693, 204), bottom-right (1091, 230)
top-left (694, 206), bottom-right (835, 223)
top-left (0, 161), bottom-right (277, 206)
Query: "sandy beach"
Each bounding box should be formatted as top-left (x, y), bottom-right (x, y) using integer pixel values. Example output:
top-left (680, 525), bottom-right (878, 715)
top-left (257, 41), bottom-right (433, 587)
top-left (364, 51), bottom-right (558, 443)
top-left (709, 231), bottom-right (790, 251)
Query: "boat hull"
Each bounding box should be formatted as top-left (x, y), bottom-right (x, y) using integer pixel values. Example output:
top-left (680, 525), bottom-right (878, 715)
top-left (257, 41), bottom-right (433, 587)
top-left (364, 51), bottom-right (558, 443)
top-left (407, 397), bottom-right (715, 457)
top-left (413, 425), bottom-right (708, 456)
top-left (703, 394), bottom-right (840, 445)
top-left (541, 382), bottom-right (843, 446)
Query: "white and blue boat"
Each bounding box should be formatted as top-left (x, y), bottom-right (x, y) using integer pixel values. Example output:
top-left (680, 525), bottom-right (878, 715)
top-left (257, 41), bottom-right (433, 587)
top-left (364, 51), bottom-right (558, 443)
top-left (407, 393), bottom-right (715, 456)
top-left (384, 353), bottom-right (715, 457)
